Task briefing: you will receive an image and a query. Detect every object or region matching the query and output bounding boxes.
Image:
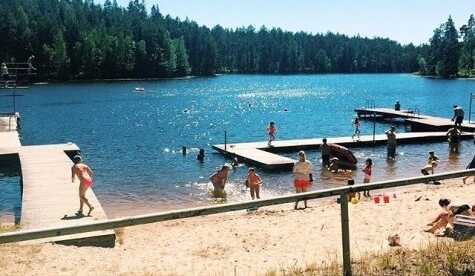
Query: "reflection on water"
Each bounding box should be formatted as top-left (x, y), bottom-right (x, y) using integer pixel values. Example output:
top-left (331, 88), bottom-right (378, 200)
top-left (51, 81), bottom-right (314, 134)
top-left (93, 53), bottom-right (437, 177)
top-left (1, 74), bottom-right (475, 218)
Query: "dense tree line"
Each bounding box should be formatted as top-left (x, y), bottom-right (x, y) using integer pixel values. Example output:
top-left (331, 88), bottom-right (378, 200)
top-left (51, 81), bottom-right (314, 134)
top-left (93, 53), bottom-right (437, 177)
top-left (0, 0), bottom-right (422, 80)
top-left (418, 15), bottom-right (475, 78)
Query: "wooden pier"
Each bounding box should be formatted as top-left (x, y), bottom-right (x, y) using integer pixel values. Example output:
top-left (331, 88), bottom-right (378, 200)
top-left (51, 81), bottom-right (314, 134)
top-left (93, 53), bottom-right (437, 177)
top-left (355, 107), bottom-right (475, 132)
top-left (213, 132), bottom-right (473, 170)
top-left (0, 114), bottom-right (115, 247)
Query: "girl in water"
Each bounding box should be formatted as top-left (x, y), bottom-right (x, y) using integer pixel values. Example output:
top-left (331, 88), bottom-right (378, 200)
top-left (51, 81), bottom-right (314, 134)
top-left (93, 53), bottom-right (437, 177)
top-left (71, 155), bottom-right (94, 216)
top-left (267, 122), bottom-right (276, 146)
top-left (362, 158), bottom-right (372, 198)
top-left (246, 168), bottom-right (262, 200)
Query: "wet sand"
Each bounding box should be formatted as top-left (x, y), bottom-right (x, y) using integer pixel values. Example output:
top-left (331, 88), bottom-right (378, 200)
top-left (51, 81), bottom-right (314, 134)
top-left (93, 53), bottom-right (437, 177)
top-left (1, 178), bottom-right (474, 275)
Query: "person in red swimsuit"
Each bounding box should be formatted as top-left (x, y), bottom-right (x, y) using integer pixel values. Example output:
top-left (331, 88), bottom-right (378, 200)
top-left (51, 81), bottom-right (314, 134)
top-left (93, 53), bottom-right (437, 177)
top-left (71, 155), bottom-right (94, 216)
top-left (293, 151), bottom-right (313, 209)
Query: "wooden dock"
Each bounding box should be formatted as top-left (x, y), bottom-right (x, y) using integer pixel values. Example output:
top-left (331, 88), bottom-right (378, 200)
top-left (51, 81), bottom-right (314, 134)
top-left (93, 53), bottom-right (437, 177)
top-left (355, 107), bottom-right (475, 132)
top-left (0, 114), bottom-right (115, 247)
top-left (213, 132), bottom-right (473, 170)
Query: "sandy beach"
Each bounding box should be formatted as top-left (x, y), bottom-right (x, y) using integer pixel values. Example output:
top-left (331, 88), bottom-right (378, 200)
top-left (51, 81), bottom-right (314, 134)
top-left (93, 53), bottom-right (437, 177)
top-left (1, 178), bottom-right (474, 276)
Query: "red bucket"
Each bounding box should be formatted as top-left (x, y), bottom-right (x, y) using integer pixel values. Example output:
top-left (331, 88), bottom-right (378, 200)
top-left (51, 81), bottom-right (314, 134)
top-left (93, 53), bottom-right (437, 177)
top-left (373, 195), bottom-right (381, 204)
top-left (383, 195), bottom-right (390, 203)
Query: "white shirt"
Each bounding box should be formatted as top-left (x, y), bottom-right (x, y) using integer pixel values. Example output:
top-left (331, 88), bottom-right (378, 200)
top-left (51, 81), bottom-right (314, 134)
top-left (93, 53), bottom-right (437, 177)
top-left (293, 160), bottom-right (313, 180)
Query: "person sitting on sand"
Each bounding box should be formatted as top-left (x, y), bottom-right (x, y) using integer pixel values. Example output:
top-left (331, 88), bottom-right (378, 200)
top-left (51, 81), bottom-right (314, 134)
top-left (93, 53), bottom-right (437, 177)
top-left (71, 155), bottom-right (94, 216)
top-left (424, 198), bottom-right (471, 235)
top-left (209, 164), bottom-right (231, 198)
top-left (421, 151), bottom-right (439, 175)
top-left (293, 151), bottom-right (313, 209)
top-left (267, 121), bottom-right (276, 146)
top-left (347, 179), bottom-right (360, 203)
top-left (246, 168), bottom-right (262, 200)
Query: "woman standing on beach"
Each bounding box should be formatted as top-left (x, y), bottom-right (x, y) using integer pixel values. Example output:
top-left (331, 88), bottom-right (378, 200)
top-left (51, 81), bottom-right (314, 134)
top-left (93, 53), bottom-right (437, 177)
top-left (246, 168), bottom-right (262, 200)
top-left (293, 151), bottom-right (313, 209)
top-left (71, 155), bottom-right (94, 216)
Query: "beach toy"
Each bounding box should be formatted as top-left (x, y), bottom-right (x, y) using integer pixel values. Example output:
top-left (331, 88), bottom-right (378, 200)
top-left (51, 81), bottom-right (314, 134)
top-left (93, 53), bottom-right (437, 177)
top-left (373, 195), bottom-right (381, 204)
top-left (383, 194), bottom-right (390, 203)
top-left (351, 197), bottom-right (359, 204)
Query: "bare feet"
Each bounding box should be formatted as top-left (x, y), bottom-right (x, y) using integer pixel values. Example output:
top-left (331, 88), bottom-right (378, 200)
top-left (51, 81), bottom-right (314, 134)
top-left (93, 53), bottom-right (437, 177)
top-left (87, 206), bottom-right (95, 216)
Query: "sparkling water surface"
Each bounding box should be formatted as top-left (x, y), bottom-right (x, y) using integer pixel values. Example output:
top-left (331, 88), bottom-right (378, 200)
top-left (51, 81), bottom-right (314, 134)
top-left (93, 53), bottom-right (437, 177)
top-left (1, 74), bottom-right (475, 218)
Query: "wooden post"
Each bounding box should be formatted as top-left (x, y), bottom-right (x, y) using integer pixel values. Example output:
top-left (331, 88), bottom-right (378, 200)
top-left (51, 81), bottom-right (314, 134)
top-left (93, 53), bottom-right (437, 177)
top-left (372, 111), bottom-right (376, 145)
top-left (340, 192), bottom-right (352, 276)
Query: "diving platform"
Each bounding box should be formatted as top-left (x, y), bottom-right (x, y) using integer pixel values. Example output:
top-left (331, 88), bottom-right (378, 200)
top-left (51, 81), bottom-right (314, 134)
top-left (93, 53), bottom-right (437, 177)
top-left (355, 107), bottom-right (475, 132)
top-left (0, 114), bottom-right (115, 247)
top-left (213, 132), bottom-right (473, 170)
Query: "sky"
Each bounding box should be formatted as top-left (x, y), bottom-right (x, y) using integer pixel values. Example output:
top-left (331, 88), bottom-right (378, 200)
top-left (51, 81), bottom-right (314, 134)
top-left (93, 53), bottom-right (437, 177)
top-left (98, 0), bottom-right (474, 45)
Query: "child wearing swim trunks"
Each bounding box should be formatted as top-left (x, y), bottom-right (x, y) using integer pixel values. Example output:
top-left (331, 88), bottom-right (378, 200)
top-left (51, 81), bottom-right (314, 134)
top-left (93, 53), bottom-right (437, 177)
top-left (246, 168), bottom-right (262, 200)
top-left (267, 122), bottom-right (276, 146)
top-left (362, 158), bottom-right (372, 198)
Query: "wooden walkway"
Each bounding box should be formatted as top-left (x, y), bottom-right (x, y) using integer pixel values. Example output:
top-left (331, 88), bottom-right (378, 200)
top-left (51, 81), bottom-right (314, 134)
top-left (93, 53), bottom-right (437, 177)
top-left (355, 107), bottom-right (475, 132)
top-left (213, 132), bottom-right (474, 170)
top-left (0, 114), bottom-right (115, 247)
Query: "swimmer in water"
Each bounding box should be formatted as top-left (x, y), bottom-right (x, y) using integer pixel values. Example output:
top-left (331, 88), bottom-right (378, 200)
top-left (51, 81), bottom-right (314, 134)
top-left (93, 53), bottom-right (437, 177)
top-left (209, 164), bottom-right (231, 198)
top-left (71, 155), bottom-right (94, 216)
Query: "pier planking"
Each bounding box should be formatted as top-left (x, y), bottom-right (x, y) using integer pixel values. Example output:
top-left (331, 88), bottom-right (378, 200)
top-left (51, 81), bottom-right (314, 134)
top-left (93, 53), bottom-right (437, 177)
top-left (213, 132), bottom-right (473, 170)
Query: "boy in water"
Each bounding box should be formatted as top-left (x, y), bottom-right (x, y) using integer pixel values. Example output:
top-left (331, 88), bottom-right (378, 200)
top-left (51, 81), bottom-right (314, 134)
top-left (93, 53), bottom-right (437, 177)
top-left (385, 126), bottom-right (397, 160)
top-left (267, 122), bottom-right (276, 146)
top-left (209, 164), bottom-right (231, 198)
top-left (246, 168), bottom-right (263, 200)
top-left (446, 126), bottom-right (461, 153)
top-left (321, 138), bottom-right (331, 168)
top-left (71, 155), bottom-right (94, 216)
top-left (421, 151), bottom-right (439, 175)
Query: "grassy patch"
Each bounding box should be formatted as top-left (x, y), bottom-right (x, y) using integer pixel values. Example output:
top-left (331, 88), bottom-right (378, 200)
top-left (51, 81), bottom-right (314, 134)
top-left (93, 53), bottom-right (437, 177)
top-left (266, 239), bottom-right (475, 275)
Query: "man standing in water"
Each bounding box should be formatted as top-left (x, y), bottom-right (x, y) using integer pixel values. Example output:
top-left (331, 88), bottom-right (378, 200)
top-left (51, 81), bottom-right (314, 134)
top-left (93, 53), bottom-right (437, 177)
top-left (385, 126), bottom-right (397, 160)
top-left (209, 164), bottom-right (231, 198)
top-left (446, 126), bottom-right (461, 153)
top-left (321, 138), bottom-right (331, 168)
top-left (71, 155), bottom-right (94, 216)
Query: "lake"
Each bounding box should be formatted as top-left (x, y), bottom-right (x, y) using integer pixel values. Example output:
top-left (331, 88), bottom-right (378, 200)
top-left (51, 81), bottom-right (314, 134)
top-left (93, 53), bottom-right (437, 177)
top-left (1, 74), bottom-right (475, 220)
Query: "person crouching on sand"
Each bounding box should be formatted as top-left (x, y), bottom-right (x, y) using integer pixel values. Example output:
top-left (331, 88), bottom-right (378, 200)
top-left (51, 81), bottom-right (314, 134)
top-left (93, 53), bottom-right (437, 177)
top-left (293, 151), bottom-right (313, 209)
top-left (210, 164), bottom-right (231, 198)
top-left (71, 155), bottom-right (94, 216)
top-left (246, 168), bottom-right (262, 200)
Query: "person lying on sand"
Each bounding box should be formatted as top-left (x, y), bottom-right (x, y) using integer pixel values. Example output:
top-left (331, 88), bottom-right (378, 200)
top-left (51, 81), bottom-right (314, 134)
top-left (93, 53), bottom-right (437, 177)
top-left (424, 198), bottom-right (471, 235)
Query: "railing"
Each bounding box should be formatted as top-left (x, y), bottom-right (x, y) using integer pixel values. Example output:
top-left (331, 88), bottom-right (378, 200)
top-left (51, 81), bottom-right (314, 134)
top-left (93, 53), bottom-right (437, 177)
top-left (0, 169), bottom-right (474, 275)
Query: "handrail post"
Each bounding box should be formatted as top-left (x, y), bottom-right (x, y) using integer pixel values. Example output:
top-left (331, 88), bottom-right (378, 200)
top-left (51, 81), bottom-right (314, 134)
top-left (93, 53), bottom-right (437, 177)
top-left (340, 192), bottom-right (352, 276)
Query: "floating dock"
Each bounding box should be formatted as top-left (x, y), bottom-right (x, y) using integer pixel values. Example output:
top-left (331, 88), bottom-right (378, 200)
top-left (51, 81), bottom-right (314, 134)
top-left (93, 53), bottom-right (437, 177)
top-left (355, 107), bottom-right (475, 132)
top-left (213, 132), bottom-right (473, 170)
top-left (0, 113), bottom-right (115, 247)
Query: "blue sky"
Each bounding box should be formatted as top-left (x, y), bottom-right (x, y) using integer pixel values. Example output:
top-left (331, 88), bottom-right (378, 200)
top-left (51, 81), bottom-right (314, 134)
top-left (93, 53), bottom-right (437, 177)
top-left (98, 0), bottom-right (474, 45)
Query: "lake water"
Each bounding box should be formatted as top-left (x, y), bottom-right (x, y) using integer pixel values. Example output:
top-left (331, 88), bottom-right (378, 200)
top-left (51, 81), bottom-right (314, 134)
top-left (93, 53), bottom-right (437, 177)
top-left (1, 74), bottom-right (475, 219)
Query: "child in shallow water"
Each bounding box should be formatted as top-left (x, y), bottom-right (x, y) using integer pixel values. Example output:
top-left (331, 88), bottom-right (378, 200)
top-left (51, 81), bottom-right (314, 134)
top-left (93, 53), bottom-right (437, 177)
top-left (246, 168), bottom-right (262, 200)
top-left (362, 158), bottom-right (372, 198)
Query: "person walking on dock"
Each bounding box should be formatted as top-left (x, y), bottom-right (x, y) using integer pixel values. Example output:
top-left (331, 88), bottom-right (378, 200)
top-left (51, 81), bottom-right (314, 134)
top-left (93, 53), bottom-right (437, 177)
top-left (71, 155), bottom-right (94, 216)
top-left (352, 116), bottom-right (361, 141)
top-left (267, 121), bottom-right (276, 146)
top-left (451, 105), bottom-right (464, 128)
top-left (209, 164), bottom-right (231, 198)
top-left (385, 126), bottom-right (397, 160)
top-left (446, 126), bottom-right (461, 153)
top-left (321, 138), bottom-right (331, 168)
top-left (293, 151), bottom-right (313, 210)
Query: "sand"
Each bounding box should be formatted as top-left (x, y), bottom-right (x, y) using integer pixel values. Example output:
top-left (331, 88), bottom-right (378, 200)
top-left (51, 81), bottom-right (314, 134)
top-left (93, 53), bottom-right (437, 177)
top-left (1, 178), bottom-right (474, 276)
